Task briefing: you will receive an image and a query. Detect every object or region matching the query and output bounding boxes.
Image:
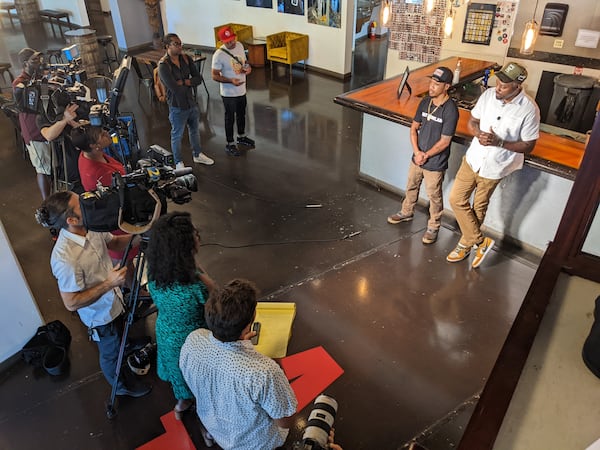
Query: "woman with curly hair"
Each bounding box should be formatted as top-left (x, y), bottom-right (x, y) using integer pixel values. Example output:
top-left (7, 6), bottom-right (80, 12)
top-left (146, 211), bottom-right (216, 419)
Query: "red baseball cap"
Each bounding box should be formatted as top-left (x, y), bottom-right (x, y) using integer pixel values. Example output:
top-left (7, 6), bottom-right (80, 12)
top-left (218, 26), bottom-right (236, 43)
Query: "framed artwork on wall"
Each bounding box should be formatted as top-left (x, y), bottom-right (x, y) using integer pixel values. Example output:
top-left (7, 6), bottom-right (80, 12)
top-left (278, 0), bottom-right (304, 15)
top-left (461, 3), bottom-right (496, 45)
top-left (307, 0), bottom-right (340, 28)
top-left (247, 0), bottom-right (273, 7)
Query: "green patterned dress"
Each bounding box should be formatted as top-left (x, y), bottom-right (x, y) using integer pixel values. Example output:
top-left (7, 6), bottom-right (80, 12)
top-left (148, 280), bottom-right (208, 400)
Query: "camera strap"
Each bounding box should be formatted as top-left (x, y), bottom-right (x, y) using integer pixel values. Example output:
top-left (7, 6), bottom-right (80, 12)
top-left (118, 187), bottom-right (162, 235)
top-left (40, 78), bottom-right (51, 117)
top-left (220, 47), bottom-right (244, 66)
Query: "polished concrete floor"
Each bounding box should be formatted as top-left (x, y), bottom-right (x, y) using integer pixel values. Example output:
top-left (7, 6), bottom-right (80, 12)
top-left (0, 15), bottom-right (538, 450)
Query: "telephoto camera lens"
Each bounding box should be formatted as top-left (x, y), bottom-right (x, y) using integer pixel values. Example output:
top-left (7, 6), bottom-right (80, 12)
top-left (301, 394), bottom-right (338, 449)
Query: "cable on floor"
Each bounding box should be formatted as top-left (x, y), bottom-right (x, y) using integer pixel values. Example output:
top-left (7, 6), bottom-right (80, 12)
top-left (199, 231), bottom-right (362, 249)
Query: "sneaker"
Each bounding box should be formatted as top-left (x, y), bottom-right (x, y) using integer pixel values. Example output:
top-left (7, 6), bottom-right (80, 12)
top-left (193, 152), bottom-right (214, 165)
top-left (471, 237), bottom-right (495, 268)
top-left (175, 161), bottom-right (186, 170)
top-left (446, 243), bottom-right (471, 262)
top-left (387, 212), bottom-right (413, 224)
top-left (422, 228), bottom-right (439, 244)
top-left (237, 136), bottom-right (255, 148)
top-left (225, 143), bottom-right (241, 156)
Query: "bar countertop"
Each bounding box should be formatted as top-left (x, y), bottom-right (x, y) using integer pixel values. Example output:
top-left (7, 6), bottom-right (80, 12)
top-left (334, 56), bottom-right (584, 180)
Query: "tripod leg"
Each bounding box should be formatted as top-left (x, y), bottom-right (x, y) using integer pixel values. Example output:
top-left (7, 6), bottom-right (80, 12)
top-left (105, 244), bottom-right (149, 419)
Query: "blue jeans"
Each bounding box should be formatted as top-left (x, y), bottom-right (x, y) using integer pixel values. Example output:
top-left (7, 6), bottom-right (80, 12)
top-left (95, 317), bottom-right (123, 388)
top-left (168, 105), bottom-right (202, 164)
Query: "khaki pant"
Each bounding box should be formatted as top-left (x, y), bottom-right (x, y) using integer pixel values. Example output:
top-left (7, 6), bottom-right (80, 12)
top-left (26, 140), bottom-right (52, 175)
top-left (449, 156), bottom-right (501, 247)
top-left (401, 161), bottom-right (445, 230)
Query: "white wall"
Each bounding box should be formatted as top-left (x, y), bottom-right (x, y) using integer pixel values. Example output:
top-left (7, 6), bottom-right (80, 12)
top-left (100, 0), bottom-right (110, 13)
top-left (110, 0), bottom-right (154, 51)
top-left (0, 221), bottom-right (43, 363)
top-left (163, 0), bottom-right (355, 77)
top-left (38, 0), bottom-right (89, 27)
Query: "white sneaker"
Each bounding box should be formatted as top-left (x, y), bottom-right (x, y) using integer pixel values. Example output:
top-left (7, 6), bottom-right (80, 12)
top-left (193, 152), bottom-right (214, 165)
top-left (175, 162), bottom-right (186, 170)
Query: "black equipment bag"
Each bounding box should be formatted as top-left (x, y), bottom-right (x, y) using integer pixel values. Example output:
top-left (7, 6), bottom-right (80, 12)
top-left (79, 189), bottom-right (121, 232)
top-left (583, 296), bottom-right (600, 379)
top-left (21, 320), bottom-right (71, 375)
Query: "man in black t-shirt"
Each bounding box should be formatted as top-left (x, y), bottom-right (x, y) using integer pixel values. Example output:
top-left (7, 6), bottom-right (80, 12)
top-left (387, 66), bottom-right (459, 245)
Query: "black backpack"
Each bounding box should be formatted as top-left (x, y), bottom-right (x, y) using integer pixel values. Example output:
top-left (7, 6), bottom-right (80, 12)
top-left (583, 296), bottom-right (600, 379)
top-left (21, 320), bottom-right (71, 375)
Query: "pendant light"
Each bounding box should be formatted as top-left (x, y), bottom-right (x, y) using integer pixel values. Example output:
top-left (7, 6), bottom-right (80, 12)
top-left (382, 0), bottom-right (392, 26)
top-left (443, 2), bottom-right (454, 38)
top-left (520, 0), bottom-right (540, 55)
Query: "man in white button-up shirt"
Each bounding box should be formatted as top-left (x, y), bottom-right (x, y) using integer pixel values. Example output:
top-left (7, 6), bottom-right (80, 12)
top-left (447, 62), bottom-right (540, 268)
top-left (36, 191), bottom-right (150, 397)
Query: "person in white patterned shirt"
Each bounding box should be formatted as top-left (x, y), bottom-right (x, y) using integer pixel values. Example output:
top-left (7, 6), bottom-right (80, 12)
top-left (180, 279), bottom-right (297, 450)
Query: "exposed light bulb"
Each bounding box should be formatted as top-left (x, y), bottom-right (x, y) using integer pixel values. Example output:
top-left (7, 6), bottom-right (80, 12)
top-left (382, 0), bottom-right (391, 26)
top-left (425, 0), bottom-right (435, 14)
top-left (520, 20), bottom-right (539, 54)
top-left (443, 13), bottom-right (454, 38)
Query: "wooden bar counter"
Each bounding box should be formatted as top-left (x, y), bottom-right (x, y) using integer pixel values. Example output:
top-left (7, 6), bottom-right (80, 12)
top-left (335, 56), bottom-right (585, 179)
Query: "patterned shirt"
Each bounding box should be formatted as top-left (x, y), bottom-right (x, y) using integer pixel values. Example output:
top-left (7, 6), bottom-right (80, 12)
top-left (180, 328), bottom-right (298, 450)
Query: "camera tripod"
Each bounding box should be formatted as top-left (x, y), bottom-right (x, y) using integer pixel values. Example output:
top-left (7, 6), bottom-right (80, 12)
top-left (105, 234), bottom-right (156, 419)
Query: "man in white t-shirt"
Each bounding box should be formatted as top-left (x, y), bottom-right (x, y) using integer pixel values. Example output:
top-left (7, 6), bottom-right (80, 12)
top-left (447, 62), bottom-right (540, 268)
top-left (212, 26), bottom-right (255, 156)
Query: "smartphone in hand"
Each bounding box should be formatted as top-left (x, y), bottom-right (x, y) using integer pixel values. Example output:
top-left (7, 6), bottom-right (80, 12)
top-left (251, 322), bottom-right (261, 345)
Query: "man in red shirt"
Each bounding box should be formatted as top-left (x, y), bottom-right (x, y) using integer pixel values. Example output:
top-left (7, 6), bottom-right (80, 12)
top-left (12, 48), bottom-right (52, 199)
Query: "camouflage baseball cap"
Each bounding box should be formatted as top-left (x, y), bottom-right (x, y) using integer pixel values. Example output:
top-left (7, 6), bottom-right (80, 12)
top-left (496, 62), bottom-right (528, 83)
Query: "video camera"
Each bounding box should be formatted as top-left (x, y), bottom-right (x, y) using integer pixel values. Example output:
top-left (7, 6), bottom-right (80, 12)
top-left (80, 147), bottom-right (198, 234)
top-left (88, 55), bottom-right (131, 128)
top-left (11, 45), bottom-right (92, 121)
top-left (44, 44), bottom-right (87, 85)
top-left (295, 395), bottom-right (338, 450)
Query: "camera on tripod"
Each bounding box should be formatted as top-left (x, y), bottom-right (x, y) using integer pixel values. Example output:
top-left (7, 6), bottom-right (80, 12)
top-left (79, 147), bottom-right (198, 234)
top-left (87, 56), bottom-right (132, 129)
top-left (45, 44), bottom-right (87, 84)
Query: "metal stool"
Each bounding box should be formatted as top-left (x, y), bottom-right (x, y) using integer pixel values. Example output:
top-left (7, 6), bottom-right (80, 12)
top-left (46, 49), bottom-right (65, 65)
top-left (97, 35), bottom-right (119, 75)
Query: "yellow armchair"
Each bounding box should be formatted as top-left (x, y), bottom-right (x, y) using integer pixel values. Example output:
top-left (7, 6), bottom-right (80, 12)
top-left (214, 23), bottom-right (253, 49)
top-left (266, 32), bottom-right (309, 83)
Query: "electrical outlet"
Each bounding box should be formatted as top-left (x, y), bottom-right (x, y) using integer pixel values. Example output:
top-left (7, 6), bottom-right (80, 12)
top-left (553, 39), bottom-right (564, 49)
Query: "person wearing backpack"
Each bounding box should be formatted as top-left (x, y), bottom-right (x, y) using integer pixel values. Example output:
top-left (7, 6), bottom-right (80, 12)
top-left (158, 33), bottom-right (214, 169)
top-left (212, 26), bottom-right (255, 157)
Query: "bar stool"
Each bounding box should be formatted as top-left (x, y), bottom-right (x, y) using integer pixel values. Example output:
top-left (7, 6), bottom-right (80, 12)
top-left (0, 62), bottom-right (14, 87)
top-left (0, 2), bottom-right (16, 27)
top-left (97, 35), bottom-right (119, 75)
top-left (46, 49), bottom-right (65, 65)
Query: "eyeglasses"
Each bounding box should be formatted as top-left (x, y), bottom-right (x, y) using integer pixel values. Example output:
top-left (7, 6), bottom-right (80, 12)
top-left (170, 41), bottom-right (182, 47)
